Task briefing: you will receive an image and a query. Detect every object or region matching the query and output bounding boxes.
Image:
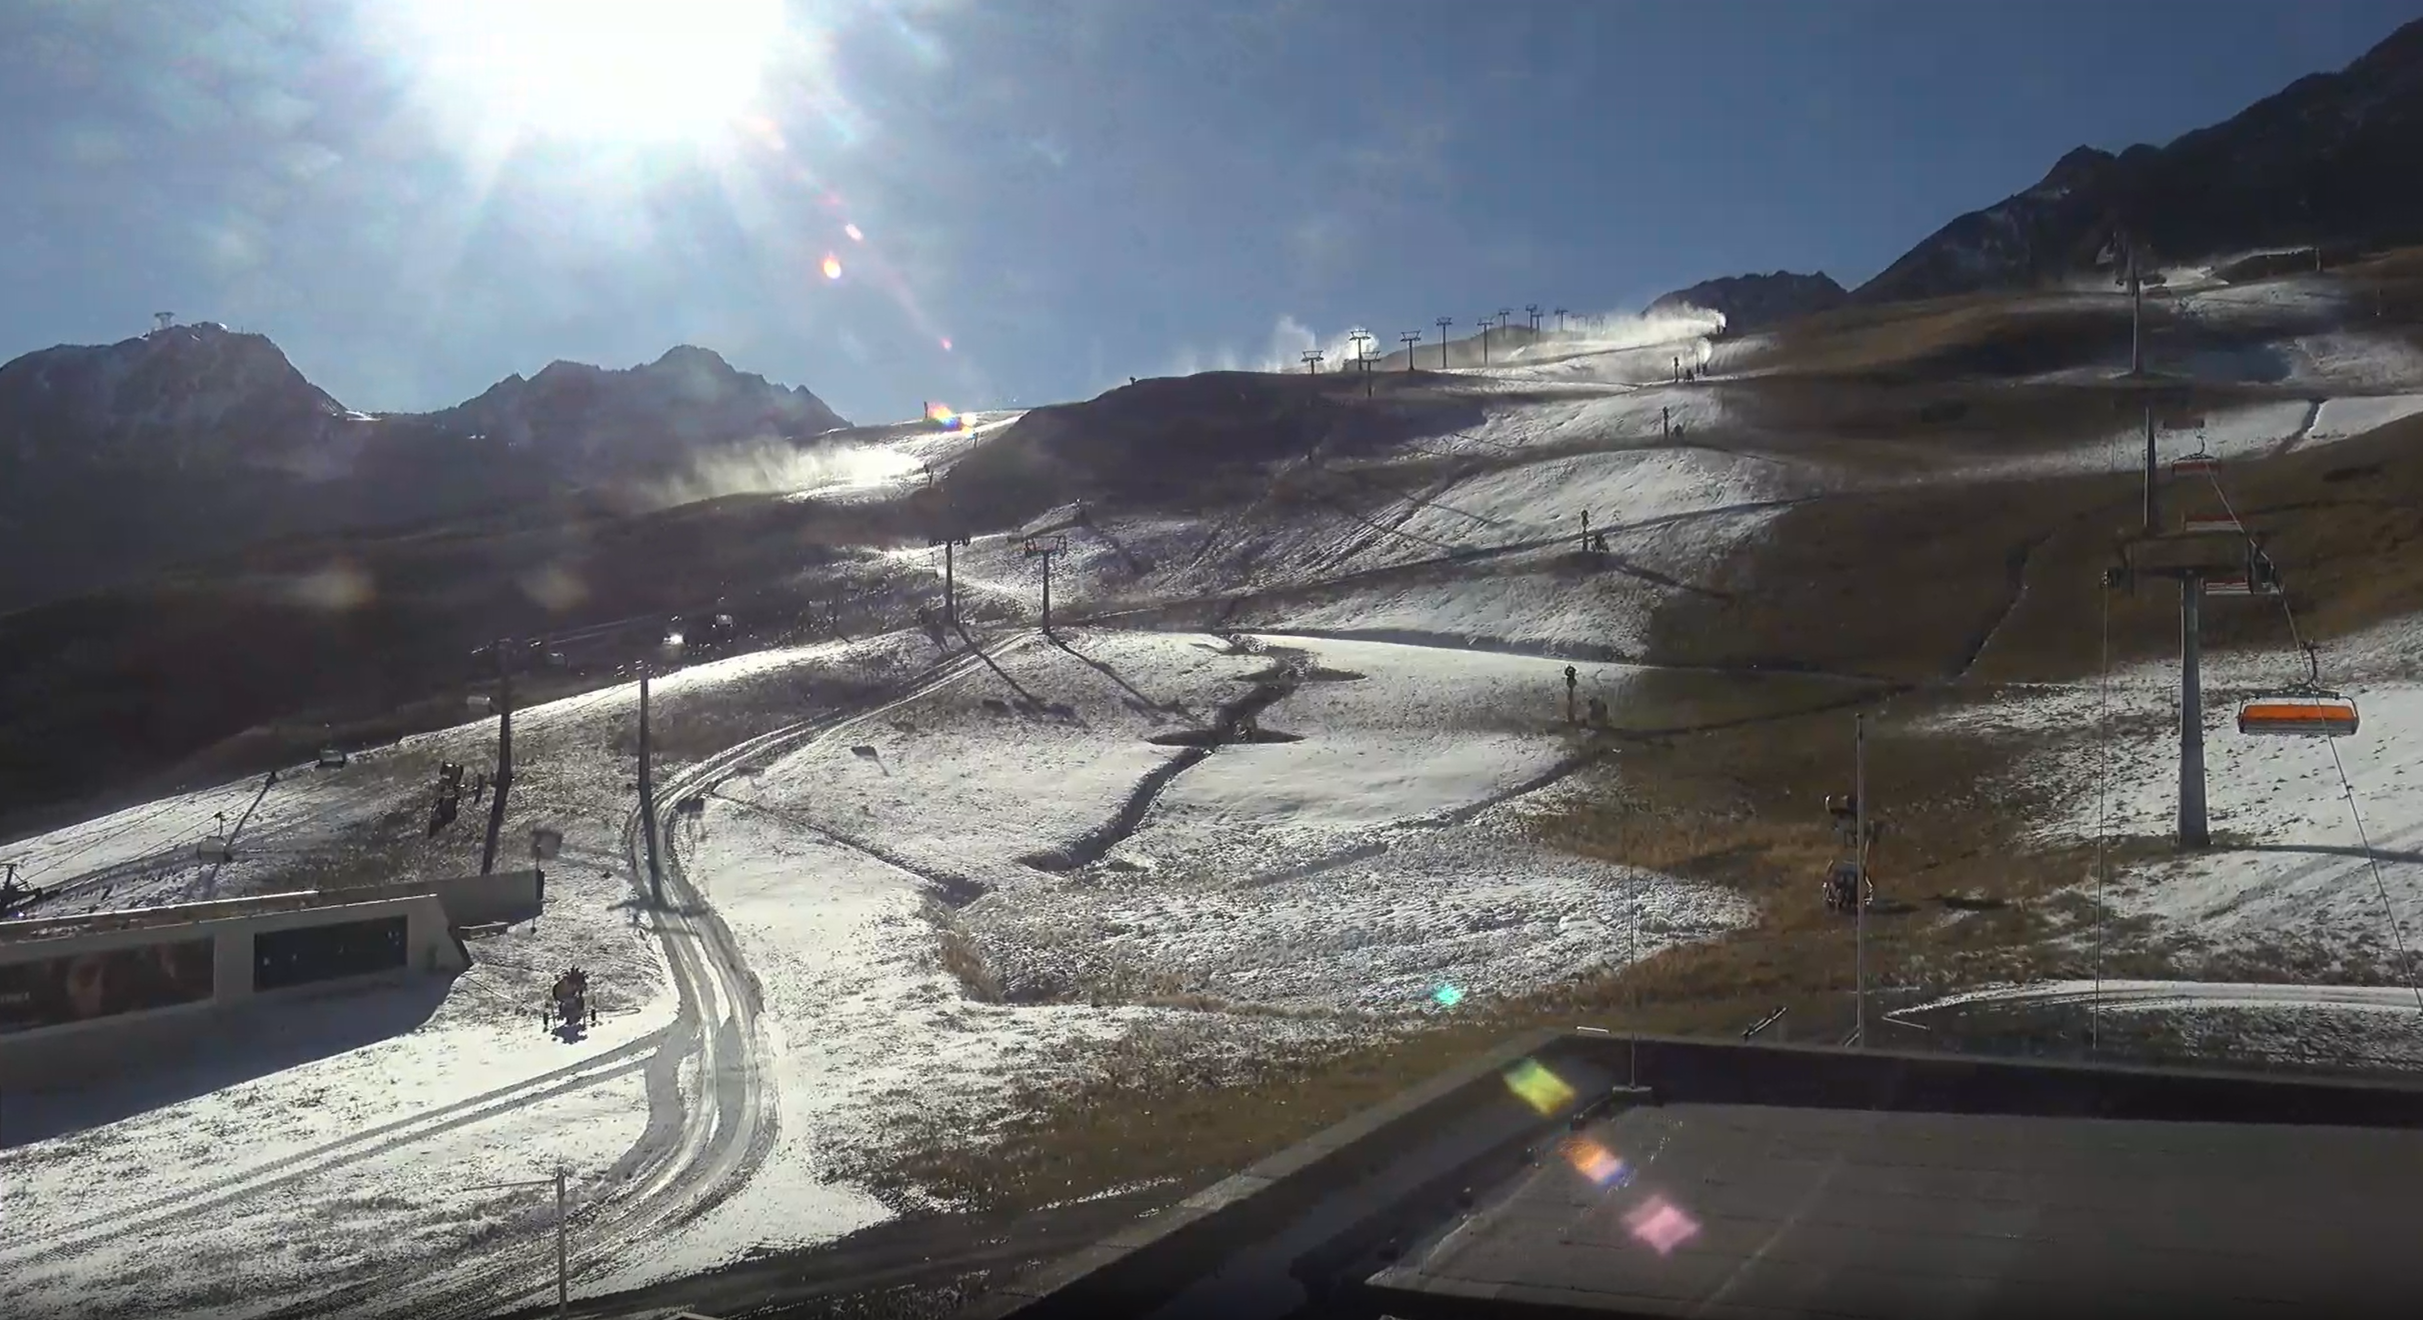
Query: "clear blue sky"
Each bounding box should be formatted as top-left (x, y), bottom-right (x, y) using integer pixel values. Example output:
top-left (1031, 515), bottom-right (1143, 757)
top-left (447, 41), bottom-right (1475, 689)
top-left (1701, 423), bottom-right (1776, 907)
top-left (2, 0), bottom-right (2418, 425)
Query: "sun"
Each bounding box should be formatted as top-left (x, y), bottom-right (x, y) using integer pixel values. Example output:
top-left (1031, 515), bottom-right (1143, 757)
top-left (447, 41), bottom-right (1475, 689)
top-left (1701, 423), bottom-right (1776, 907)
top-left (386, 0), bottom-right (789, 147)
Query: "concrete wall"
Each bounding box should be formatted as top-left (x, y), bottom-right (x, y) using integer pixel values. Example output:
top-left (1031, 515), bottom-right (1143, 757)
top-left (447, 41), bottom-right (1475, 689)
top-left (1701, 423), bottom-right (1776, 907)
top-left (0, 893), bottom-right (466, 1090)
top-left (335, 868), bottom-right (545, 928)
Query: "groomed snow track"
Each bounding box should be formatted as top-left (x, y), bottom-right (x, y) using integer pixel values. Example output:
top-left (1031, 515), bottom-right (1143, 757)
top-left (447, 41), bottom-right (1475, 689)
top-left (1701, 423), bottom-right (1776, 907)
top-left (70, 640), bottom-right (1024, 1320)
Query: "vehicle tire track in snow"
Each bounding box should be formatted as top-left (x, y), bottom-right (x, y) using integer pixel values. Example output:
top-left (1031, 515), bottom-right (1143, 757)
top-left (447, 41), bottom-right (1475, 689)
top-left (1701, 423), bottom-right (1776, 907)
top-left (1071, 499), bottom-right (1807, 635)
top-left (0, 1034), bottom-right (664, 1271)
top-left (393, 640), bottom-right (1023, 1319)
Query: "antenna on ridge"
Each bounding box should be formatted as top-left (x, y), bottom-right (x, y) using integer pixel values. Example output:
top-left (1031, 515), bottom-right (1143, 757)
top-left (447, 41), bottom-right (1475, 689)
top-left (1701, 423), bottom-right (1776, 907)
top-left (154, 311), bottom-right (174, 333)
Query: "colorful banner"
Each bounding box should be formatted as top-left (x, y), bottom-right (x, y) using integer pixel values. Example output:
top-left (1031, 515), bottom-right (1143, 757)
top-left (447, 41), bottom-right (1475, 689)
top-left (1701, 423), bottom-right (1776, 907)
top-left (0, 938), bottom-right (216, 1034)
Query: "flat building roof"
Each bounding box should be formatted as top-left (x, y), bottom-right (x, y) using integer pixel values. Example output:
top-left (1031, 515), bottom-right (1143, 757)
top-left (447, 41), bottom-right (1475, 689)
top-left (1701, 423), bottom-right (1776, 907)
top-left (1369, 1100), bottom-right (2423, 1319)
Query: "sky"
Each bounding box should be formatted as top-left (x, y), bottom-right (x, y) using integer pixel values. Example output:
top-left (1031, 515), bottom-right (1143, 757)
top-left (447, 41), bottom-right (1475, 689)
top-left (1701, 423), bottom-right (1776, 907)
top-left (2, 0), bottom-right (2419, 427)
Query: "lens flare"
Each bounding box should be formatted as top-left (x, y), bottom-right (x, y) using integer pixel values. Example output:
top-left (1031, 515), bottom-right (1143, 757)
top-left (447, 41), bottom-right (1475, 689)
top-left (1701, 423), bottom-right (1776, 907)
top-left (1502, 1058), bottom-right (1576, 1116)
top-left (1431, 983), bottom-right (1465, 1008)
top-left (1623, 1196), bottom-right (1701, 1255)
top-left (822, 254), bottom-right (843, 280)
top-left (939, 336), bottom-right (953, 352)
top-left (1560, 1135), bottom-right (1630, 1187)
top-left (925, 401), bottom-right (968, 431)
top-left (845, 223), bottom-right (865, 242)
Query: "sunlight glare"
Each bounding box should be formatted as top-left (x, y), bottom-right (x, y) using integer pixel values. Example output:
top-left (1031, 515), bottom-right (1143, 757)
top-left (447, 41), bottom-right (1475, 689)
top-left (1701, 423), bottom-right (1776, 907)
top-left (394, 0), bottom-right (788, 146)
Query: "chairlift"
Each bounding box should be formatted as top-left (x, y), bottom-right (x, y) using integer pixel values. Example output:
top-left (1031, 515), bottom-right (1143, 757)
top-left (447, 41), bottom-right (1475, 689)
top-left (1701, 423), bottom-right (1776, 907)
top-left (316, 747), bottom-right (349, 769)
top-left (467, 694), bottom-right (494, 714)
top-left (196, 837), bottom-right (234, 864)
top-left (2172, 452), bottom-right (2222, 478)
top-left (2179, 513), bottom-right (2242, 535)
top-left (2238, 645), bottom-right (2360, 738)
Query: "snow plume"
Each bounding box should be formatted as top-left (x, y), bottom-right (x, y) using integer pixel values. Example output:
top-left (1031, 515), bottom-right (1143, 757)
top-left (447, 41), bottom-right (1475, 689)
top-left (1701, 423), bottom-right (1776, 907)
top-left (1162, 315), bottom-right (1388, 378)
top-left (633, 438), bottom-right (921, 508)
top-left (1501, 306), bottom-right (1727, 362)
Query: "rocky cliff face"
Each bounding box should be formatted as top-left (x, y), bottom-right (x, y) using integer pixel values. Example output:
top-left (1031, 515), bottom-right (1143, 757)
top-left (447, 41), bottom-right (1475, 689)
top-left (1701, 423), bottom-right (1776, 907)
top-left (1854, 17), bottom-right (2423, 304)
top-left (1644, 271), bottom-right (1850, 335)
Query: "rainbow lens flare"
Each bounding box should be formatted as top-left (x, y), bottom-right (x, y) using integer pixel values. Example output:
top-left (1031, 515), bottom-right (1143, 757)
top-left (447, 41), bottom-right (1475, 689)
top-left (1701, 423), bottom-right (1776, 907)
top-left (1502, 1058), bottom-right (1576, 1116)
top-left (821, 254), bottom-right (843, 280)
top-left (1559, 1134), bottom-right (1630, 1187)
top-left (925, 401), bottom-right (968, 430)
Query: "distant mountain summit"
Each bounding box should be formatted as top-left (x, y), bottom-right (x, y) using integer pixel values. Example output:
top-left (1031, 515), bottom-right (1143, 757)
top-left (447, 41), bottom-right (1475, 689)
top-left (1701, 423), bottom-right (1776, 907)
top-left (1855, 15), bottom-right (2423, 303)
top-left (1644, 272), bottom-right (1848, 335)
top-left (427, 345), bottom-right (847, 468)
top-left (0, 329), bottom-right (850, 610)
top-left (0, 322), bottom-right (354, 477)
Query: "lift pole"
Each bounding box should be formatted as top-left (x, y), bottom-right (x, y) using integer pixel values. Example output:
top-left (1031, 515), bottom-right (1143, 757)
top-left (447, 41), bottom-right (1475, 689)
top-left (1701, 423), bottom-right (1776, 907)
top-left (2179, 574), bottom-right (2209, 848)
top-left (1041, 547), bottom-right (1057, 633)
top-left (1435, 317), bottom-right (1452, 368)
top-left (479, 641), bottom-right (515, 876)
top-left (638, 662), bottom-right (663, 906)
top-left (1854, 711), bottom-right (1868, 1048)
top-left (2127, 237), bottom-right (2144, 377)
top-left (2143, 406), bottom-right (2158, 534)
top-left (944, 537), bottom-right (957, 624)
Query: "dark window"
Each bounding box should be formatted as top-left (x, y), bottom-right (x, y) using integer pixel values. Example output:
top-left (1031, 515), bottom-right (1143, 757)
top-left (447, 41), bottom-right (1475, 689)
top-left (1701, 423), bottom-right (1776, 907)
top-left (0, 937), bottom-right (215, 1033)
top-left (252, 916), bottom-right (409, 993)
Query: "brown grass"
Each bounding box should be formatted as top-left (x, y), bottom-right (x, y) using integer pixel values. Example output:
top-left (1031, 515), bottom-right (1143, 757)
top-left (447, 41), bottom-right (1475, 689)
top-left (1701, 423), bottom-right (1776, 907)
top-left (865, 694), bottom-right (2226, 1220)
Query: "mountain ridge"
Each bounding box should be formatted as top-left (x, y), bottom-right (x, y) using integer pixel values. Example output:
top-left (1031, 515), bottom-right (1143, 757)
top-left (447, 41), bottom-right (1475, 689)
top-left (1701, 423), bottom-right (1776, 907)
top-left (0, 324), bottom-right (849, 610)
top-left (1659, 15), bottom-right (2423, 322)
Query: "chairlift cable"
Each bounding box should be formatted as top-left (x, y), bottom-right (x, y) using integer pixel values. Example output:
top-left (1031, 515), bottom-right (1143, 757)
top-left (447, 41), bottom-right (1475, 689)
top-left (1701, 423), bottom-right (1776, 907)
top-left (2200, 465), bottom-right (2419, 1017)
top-left (2325, 737), bottom-right (2423, 1018)
top-left (2094, 580), bottom-right (2111, 1054)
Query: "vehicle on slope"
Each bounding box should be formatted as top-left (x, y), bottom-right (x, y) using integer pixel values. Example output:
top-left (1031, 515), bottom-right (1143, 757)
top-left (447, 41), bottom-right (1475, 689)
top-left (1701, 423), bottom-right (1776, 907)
top-left (548, 966), bottom-right (594, 1033)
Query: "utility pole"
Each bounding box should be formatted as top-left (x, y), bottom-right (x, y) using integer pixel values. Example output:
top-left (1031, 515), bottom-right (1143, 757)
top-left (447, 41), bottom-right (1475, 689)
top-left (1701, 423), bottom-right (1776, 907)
top-left (479, 640), bottom-right (516, 877)
top-left (1554, 306), bottom-right (1568, 334)
top-left (465, 1166), bottom-right (572, 1319)
top-left (1478, 314), bottom-right (1493, 366)
top-left (1301, 349), bottom-right (1323, 374)
top-left (1525, 303), bottom-right (1541, 334)
top-left (1854, 712), bottom-right (1868, 1048)
top-left (638, 661), bottom-right (662, 907)
top-left (1435, 317), bottom-right (1452, 368)
top-left (1400, 330), bottom-right (1421, 370)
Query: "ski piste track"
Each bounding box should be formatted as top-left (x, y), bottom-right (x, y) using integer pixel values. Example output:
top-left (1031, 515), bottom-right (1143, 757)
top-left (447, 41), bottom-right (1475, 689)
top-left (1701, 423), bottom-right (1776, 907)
top-left (1, 637), bottom-right (1018, 1320)
top-left (370, 637), bottom-right (1024, 1320)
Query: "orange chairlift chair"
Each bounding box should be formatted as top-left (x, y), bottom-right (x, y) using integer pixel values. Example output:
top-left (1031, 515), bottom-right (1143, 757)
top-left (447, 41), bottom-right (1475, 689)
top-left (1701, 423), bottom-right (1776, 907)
top-left (2238, 644), bottom-right (2359, 738)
